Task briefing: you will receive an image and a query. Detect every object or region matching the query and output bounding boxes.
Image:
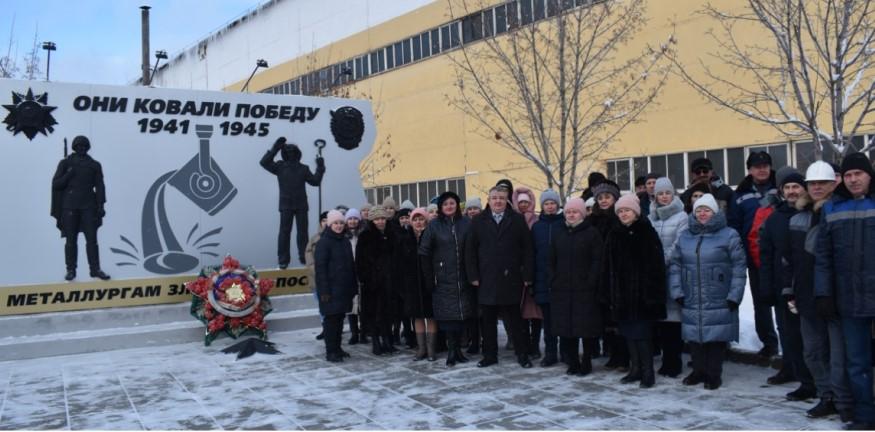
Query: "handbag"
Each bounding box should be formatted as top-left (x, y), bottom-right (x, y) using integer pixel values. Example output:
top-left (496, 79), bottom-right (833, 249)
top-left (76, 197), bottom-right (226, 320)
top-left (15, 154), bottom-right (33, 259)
top-left (520, 287), bottom-right (543, 320)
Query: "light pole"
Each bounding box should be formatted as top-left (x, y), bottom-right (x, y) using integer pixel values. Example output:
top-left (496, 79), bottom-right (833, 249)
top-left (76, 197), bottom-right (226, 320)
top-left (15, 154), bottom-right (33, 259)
top-left (41, 41), bottom-right (56, 81)
top-left (149, 50), bottom-right (167, 85)
top-left (240, 59), bottom-right (268, 93)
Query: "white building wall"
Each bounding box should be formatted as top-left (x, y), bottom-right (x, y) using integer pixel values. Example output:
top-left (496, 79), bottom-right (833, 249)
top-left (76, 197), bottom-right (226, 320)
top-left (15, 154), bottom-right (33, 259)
top-left (151, 0), bottom-right (434, 90)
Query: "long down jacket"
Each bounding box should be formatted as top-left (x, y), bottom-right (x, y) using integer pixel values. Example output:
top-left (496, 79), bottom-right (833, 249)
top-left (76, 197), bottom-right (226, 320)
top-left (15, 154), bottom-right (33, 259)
top-left (603, 217), bottom-right (667, 322)
top-left (670, 212), bottom-right (746, 343)
top-left (814, 184), bottom-right (875, 318)
top-left (532, 212), bottom-right (565, 305)
top-left (548, 220), bottom-right (604, 338)
top-left (649, 196), bottom-right (688, 322)
top-left (419, 215), bottom-right (474, 321)
top-left (398, 227), bottom-right (433, 318)
top-left (314, 229), bottom-right (357, 316)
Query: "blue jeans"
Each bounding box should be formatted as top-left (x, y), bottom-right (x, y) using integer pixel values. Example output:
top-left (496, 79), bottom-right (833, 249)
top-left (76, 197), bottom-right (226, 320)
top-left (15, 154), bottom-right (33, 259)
top-left (841, 317), bottom-right (875, 423)
top-left (800, 314), bottom-right (853, 410)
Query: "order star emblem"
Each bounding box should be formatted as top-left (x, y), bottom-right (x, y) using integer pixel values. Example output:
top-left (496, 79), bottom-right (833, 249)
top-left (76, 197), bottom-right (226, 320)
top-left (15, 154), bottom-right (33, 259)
top-left (2, 88), bottom-right (58, 140)
top-left (226, 283), bottom-right (245, 302)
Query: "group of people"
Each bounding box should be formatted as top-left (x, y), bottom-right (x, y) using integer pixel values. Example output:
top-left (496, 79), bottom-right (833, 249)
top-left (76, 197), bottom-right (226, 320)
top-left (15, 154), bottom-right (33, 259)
top-left (307, 151), bottom-right (875, 431)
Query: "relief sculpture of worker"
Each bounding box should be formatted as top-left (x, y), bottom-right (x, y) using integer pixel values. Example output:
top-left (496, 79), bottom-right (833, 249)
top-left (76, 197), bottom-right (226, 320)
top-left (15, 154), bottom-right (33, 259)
top-left (260, 137), bottom-right (325, 269)
top-left (51, 135), bottom-right (111, 281)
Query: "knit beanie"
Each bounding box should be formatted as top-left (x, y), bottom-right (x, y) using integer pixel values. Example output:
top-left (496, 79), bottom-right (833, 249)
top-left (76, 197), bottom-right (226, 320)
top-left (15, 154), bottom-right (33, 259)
top-left (591, 181), bottom-right (620, 201)
top-left (382, 197), bottom-right (397, 210)
top-left (326, 210), bottom-right (345, 226)
top-left (653, 177), bottom-right (674, 195)
top-left (400, 200), bottom-right (415, 210)
top-left (694, 193), bottom-right (719, 213)
top-left (564, 197), bottom-right (586, 215)
top-left (369, 205), bottom-right (388, 220)
top-left (540, 189), bottom-right (561, 207)
top-left (397, 208), bottom-right (411, 218)
top-left (614, 193), bottom-right (641, 217)
top-left (345, 208), bottom-right (361, 221)
top-left (517, 193), bottom-right (531, 203)
top-left (776, 166), bottom-right (802, 188)
top-left (465, 197), bottom-right (482, 209)
top-left (840, 152), bottom-right (875, 177)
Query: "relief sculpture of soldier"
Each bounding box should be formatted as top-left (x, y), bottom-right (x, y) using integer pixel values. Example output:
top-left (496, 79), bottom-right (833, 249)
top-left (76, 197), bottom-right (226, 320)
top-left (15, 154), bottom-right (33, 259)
top-left (260, 137), bottom-right (325, 269)
top-left (51, 135), bottom-right (111, 281)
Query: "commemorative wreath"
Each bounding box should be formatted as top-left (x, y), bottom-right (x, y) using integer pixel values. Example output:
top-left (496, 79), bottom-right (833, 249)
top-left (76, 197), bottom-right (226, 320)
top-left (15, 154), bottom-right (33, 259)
top-left (186, 255), bottom-right (275, 345)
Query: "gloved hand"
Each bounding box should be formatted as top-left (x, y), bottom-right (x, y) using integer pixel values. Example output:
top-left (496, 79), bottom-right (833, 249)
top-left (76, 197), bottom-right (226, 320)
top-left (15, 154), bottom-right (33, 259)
top-left (675, 297), bottom-right (685, 307)
top-left (726, 300), bottom-right (739, 311)
top-left (320, 294), bottom-right (331, 303)
top-left (97, 205), bottom-right (106, 218)
top-left (815, 297), bottom-right (837, 320)
top-left (272, 137), bottom-right (286, 151)
top-left (316, 156), bottom-right (325, 168)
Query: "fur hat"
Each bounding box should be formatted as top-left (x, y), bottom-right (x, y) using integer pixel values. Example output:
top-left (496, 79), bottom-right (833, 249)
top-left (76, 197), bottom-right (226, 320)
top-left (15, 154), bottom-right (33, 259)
top-left (361, 203), bottom-right (372, 212)
top-left (540, 189), bottom-right (561, 207)
top-left (326, 210), bottom-right (345, 226)
top-left (694, 193), bottom-right (720, 214)
top-left (747, 151), bottom-right (772, 169)
top-left (368, 205), bottom-right (388, 220)
top-left (614, 193), bottom-right (641, 217)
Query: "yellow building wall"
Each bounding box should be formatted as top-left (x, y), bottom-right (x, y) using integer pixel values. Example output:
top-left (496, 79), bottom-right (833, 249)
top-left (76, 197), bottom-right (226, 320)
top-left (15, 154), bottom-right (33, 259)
top-left (227, 0), bottom-right (806, 202)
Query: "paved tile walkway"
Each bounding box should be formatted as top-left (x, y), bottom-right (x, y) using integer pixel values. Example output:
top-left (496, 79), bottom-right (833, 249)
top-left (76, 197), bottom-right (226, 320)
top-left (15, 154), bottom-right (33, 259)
top-left (0, 328), bottom-right (846, 430)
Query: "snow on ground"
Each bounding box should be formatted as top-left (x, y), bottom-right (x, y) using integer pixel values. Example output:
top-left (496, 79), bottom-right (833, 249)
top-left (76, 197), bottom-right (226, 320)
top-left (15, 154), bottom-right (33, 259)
top-left (0, 325), bottom-right (841, 430)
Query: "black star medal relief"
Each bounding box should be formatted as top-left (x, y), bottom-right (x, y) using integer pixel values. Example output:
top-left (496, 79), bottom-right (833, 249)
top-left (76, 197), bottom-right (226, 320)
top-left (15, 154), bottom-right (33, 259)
top-left (3, 88), bottom-right (58, 140)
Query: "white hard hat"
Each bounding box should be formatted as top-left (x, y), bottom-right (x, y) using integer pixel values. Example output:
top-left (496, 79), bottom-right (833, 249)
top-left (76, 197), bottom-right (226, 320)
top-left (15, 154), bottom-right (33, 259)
top-left (805, 160), bottom-right (835, 182)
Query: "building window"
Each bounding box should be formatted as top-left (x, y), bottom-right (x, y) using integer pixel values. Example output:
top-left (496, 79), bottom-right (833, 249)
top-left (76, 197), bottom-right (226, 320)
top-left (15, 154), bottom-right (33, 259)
top-left (726, 147), bottom-right (746, 185)
top-left (393, 42), bottom-right (404, 67)
top-left (403, 39), bottom-right (412, 63)
top-left (650, 155), bottom-right (667, 181)
top-left (412, 35), bottom-right (422, 61)
top-left (667, 153), bottom-right (685, 191)
top-left (607, 159), bottom-right (631, 191)
top-left (507, 1), bottom-right (519, 29)
top-left (483, 8), bottom-right (495, 36)
top-left (633, 156), bottom-right (648, 179)
top-left (431, 29), bottom-right (441, 54)
top-left (534, 0), bottom-right (546, 21)
top-left (385, 45), bottom-right (394, 69)
top-left (495, 5), bottom-right (508, 34)
top-left (521, 0), bottom-right (534, 25)
top-left (421, 32), bottom-right (432, 58)
top-left (370, 52), bottom-right (382, 74)
top-left (462, 12), bottom-right (484, 43)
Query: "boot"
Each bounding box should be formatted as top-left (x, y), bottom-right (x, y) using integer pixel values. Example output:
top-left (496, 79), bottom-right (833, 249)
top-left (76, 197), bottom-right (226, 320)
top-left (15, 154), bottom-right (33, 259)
top-left (381, 334), bottom-right (399, 354)
top-left (579, 354), bottom-right (593, 376)
top-left (348, 315), bottom-right (360, 345)
top-left (360, 331), bottom-right (371, 344)
top-left (413, 332), bottom-right (427, 361)
top-left (426, 332), bottom-right (437, 362)
top-left (64, 269), bottom-right (76, 281)
top-left (455, 332), bottom-right (468, 363)
top-left (529, 321), bottom-right (542, 359)
top-left (372, 336), bottom-right (385, 356)
top-left (446, 331), bottom-right (458, 367)
top-left (620, 340), bottom-right (641, 384)
top-left (638, 340), bottom-right (655, 388)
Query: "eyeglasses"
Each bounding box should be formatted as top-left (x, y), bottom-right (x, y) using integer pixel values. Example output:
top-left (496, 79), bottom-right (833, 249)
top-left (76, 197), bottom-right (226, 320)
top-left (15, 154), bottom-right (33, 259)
top-left (693, 168), bottom-right (711, 175)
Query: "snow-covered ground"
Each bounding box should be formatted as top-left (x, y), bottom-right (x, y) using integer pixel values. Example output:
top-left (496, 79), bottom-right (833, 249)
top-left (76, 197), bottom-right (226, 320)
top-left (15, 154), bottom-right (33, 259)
top-left (0, 325), bottom-right (842, 430)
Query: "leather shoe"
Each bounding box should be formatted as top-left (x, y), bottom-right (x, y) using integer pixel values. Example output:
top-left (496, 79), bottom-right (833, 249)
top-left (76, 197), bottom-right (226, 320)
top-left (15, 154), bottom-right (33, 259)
top-left (517, 355), bottom-right (533, 368)
top-left (767, 369), bottom-right (795, 385)
top-left (540, 355), bottom-right (558, 367)
top-left (64, 270), bottom-right (76, 281)
top-left (704, 377), bottom-right (722, 390)
top-left (477, 358), bottom-right (497, 368)
top-left (786, 386), bottom-right (816, 401)
top-left (682, 371), bottom-right (705, 386)
top-left (806, 400), bottom-right (837, 418)
top-left (758, 345), bottom-right (778, 358)
top-left (90, 270), bottom-right (111, 280)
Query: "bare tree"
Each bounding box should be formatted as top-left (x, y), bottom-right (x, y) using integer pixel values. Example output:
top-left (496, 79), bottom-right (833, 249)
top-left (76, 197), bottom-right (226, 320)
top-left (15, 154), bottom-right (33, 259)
top-left (447, 0), bottom-right (671, 198)
top-left (21, 28), bottom-right (40, 81)
top-left (669, 0), bottom-right (875, 162)
top-left (0, 16), bottom-right (19, 78)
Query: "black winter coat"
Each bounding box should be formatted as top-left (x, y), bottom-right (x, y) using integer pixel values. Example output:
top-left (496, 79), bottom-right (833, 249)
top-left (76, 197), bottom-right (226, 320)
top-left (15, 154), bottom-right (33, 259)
top-left (259, 148), bottom-right (325, 211)
top-left (420, 216), bottom-right (473, 320)
top-left (314, 229), bottom-right (357, 316)
top-left (603, 217), bottom-right (667, 322)
top-left (588, 207), bottom-right (620, 240)
top-left (398, 227), bottom-right (433, 318)
top-left (758, 201), bottom-right (796, 305)
top-left (465, 209), bottom-right (534, 306)
top-left (356, 223), bottom-right (400, 316)
top-left (51, 153), bottom-right (106, 235)
top-left (548, 220), bottom-right (604, 338)
top-left (785, 197), bottom-right (822, 318)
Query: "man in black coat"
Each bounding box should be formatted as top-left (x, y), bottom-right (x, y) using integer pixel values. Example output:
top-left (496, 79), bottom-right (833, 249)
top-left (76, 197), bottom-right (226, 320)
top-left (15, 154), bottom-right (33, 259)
top-left (260, 137), bottom-right (325, 268)
top-left (51, 135), bottom-right (110, 281)
top-left (465, 186), bottom-right (535, 368)
top-left (759, 168), bottom-right (816, 398)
